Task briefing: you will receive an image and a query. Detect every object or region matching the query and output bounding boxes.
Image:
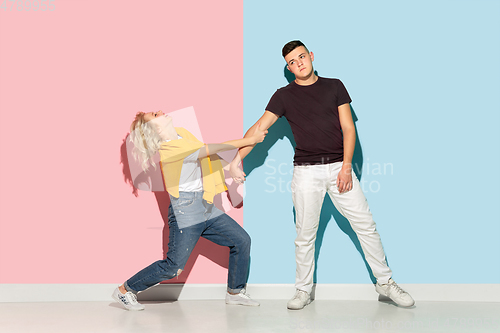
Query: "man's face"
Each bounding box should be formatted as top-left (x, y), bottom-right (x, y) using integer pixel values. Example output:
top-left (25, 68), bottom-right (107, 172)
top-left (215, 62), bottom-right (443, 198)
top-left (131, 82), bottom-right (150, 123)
top-left (285, 46), bottom-right (314, 79)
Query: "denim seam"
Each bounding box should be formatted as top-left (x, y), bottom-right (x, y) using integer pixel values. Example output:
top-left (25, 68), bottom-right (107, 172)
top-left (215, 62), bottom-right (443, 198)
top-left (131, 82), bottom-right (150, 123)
top-left (207, 228), bottom-right (241, 291)
top-left (128, 265), bottom-right (177, 291)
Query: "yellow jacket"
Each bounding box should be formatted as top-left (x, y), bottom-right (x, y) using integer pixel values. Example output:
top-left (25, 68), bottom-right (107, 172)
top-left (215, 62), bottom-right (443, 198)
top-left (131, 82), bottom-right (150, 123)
top-left (158, 127), bottom-right (228, 204)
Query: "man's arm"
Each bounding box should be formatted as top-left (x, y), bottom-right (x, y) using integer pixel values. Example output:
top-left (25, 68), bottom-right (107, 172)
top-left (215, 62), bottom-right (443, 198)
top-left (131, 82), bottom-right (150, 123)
top-left (230, 111), bottom-right (279, 183)
top-left (337, 103), bottom-right (356, 193)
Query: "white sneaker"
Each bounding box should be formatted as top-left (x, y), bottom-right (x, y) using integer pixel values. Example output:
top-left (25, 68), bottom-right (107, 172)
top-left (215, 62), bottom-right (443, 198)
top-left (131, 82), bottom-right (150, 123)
top-left (112, 287), bottom-right (145, 311)
top-left (287, 290), bottom-right (311, 310)
top-left (376, 278), bottom-right (415, 307)
top-left (225, 289), bottom-right (260, 306)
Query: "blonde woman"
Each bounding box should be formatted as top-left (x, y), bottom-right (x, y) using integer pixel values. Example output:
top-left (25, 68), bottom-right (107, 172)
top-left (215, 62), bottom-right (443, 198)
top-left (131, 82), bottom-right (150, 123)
top-left (112, 110), bottom-right (266, 310)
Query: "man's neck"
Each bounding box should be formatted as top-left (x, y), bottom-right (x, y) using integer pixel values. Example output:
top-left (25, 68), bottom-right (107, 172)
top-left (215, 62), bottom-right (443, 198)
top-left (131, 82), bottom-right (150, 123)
top-left (294, 73), bottom-right (318, 86)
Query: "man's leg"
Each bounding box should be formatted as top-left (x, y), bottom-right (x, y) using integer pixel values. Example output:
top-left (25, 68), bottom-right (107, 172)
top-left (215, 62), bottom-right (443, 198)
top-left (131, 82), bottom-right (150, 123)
top-left (326, 162), bottom-right (392, 283)
top-left (202, 213), bottom-right (259, 306)
top-left (289, 164), bottom-right (328, 309)
top-left (326, 162), bottom-right (414, 306)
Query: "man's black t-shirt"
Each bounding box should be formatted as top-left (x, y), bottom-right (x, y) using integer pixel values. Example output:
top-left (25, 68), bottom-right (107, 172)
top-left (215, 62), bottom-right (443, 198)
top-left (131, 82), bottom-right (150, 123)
top-left (266, 77), bottom-right (352, 165)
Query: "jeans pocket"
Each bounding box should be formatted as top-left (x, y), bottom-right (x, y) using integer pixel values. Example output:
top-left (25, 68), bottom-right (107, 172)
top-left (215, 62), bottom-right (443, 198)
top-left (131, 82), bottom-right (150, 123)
top-left (174, 197), bottom-right (196, 209)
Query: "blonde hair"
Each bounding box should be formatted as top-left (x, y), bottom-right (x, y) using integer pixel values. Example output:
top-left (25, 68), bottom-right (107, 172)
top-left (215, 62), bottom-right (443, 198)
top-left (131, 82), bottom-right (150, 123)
top-left (129, 112), bottom-right (163, 171)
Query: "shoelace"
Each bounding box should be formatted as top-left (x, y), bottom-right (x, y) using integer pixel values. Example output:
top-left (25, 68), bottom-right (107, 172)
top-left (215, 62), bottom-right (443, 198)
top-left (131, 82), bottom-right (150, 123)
top-left (239, 290), bottom-right (252, 299)
top-left (293, 290), bottom-right (306, 300)
top-left (388, 281), bottom-right (406, 295)
top-left (126, 292), bottom-right (139, 304)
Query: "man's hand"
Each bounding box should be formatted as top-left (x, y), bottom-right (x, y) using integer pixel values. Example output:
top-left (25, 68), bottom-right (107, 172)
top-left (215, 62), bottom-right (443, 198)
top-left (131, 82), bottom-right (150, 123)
top-left (230, 162), bottom-right (246, 184)
top-left (249, 122), bottom-right (268, 144)
top-left (337, 163), bottom-right (353, 193)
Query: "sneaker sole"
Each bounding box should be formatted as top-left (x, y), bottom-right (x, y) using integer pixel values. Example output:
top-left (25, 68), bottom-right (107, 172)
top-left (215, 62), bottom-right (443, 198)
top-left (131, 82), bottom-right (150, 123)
top-left (225, 300), bottom-right (260, 307)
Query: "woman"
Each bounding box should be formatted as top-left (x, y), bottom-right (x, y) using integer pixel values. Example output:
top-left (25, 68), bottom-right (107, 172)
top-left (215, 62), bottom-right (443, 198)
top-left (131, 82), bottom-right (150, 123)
top-left (112, 110), bottom-right (266, 310)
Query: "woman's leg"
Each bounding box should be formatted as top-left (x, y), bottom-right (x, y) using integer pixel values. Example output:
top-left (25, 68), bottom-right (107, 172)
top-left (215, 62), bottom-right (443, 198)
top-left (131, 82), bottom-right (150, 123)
top-left (201, 213), bottom-right (251, 293)
top-left (124, 204), bottom-right (204, 293)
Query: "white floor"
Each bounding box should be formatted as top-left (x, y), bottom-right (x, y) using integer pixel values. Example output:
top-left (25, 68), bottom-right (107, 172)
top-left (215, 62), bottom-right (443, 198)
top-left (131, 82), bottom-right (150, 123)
top-left (1, 299), bottom-right (499, 333)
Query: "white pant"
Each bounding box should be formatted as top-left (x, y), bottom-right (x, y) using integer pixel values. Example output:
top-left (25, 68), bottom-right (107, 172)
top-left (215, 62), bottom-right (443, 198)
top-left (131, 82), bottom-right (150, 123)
top-left (291, 162), bottom-right (392, 294)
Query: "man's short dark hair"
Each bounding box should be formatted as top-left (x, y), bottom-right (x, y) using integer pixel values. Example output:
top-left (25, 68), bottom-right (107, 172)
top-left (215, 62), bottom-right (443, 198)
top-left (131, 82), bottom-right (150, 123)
top-left (282, 40), bottom-right (308, 58)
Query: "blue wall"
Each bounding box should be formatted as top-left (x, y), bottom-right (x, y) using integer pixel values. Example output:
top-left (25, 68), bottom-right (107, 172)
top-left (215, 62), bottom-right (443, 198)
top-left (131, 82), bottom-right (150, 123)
top-left (243, 0), bottom-right (500, 284)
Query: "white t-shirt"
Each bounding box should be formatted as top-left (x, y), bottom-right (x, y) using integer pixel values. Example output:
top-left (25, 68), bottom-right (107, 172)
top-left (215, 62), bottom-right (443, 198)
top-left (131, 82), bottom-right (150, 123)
top-left (178, 150), bottom-right (203, 192)
top-left (165, 135), bottom-right (203, 192)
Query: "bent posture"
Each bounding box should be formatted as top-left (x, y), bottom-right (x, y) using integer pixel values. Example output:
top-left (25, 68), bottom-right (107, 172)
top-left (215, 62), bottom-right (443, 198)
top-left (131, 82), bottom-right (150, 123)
top-left (112, 110), bottom-right (266, 310)
top-left (230, 40), bottom-right (414, 309)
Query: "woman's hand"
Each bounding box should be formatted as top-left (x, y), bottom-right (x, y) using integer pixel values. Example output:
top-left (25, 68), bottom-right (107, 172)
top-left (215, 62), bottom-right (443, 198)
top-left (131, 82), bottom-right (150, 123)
top-left (230, 162), bottom-right (246, 184)
top-left (249, 122), bottom-right (268, 144)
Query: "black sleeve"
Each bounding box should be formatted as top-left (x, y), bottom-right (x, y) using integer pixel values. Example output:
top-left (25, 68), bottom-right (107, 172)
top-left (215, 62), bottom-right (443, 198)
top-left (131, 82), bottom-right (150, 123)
top-left (265, 90), bottom-right (286, 117)
top-left (336, 80), bottom-right (352, 106)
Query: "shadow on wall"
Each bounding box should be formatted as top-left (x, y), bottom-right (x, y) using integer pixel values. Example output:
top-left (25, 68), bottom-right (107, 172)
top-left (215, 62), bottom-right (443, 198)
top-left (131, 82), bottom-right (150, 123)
top-left (120, 135), bottom-right (139, 197)
top-left (244, 67), bottom-right (376, 284)
top-left (119, 136), bottom-right (230, 300)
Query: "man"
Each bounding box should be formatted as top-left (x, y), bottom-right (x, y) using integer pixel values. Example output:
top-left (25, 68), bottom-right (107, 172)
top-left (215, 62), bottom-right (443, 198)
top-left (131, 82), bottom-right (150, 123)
top-left (229, 40), bottom-right (414, 310)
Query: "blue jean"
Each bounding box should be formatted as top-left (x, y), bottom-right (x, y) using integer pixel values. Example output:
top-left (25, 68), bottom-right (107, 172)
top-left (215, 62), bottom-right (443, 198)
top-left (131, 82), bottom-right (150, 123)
top-left (125, 192), bottom-right (251, 294)
top-left (169, 191), bottom-right (224, 229)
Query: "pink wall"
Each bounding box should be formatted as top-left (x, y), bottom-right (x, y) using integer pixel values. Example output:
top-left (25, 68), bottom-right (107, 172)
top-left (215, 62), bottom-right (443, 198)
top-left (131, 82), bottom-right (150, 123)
top-left (0, 0), bottom-right (243, 283)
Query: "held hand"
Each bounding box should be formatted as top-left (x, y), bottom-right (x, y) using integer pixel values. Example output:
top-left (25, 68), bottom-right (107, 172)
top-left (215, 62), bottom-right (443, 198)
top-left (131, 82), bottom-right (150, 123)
top-left (337, 164), bottom-right (353, 194)
top-left (230, 163), bottom-right (247, 184)
top-left (250, 122), bottom-right (268, 144)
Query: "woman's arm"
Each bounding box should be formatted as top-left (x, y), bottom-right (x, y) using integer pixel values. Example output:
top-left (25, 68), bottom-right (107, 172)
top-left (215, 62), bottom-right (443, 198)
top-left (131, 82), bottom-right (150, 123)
top-left (197, 123), bottom-right (267, 159)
